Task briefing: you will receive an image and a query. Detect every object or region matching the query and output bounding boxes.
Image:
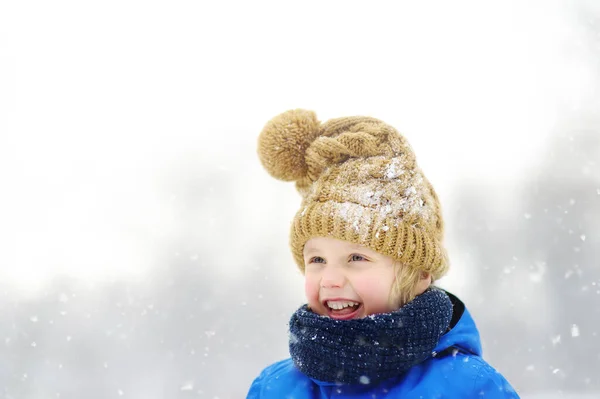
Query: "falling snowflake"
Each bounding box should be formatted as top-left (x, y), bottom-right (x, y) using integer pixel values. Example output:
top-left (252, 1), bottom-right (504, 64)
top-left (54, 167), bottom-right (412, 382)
top-left (204, 330), bottom-right (216, 338)
top-left (529, 261), bottom-right (547, 283)
top-left (571, 324), bottom-right (580, 337)
top-left (180, 382), bottom-right (194, 391)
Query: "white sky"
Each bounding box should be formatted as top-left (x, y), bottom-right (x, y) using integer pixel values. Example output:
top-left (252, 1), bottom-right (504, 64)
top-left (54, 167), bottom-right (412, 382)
top-left (0, 1), bottom-right (596, 295)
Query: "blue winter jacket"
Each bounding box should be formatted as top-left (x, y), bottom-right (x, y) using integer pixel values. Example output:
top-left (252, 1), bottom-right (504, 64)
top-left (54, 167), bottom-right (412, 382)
top-left (247, 293), bottom-right (519, 398)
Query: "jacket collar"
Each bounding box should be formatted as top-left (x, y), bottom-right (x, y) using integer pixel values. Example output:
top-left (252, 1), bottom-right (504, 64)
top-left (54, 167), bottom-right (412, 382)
top-left (433, 290), bottom-right (482, 357)
top-left (307, 290), bottom-right (482, 388)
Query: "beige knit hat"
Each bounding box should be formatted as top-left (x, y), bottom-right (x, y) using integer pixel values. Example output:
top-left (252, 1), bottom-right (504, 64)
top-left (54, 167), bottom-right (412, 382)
top-left (257, 109), bottom-right (449, 281)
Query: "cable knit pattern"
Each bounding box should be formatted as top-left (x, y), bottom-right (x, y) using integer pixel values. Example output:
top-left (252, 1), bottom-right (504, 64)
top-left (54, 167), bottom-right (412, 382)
top-left (257, 109), bottom-right (448, 280)
top-left (288, 288), bottom-right (453, 385)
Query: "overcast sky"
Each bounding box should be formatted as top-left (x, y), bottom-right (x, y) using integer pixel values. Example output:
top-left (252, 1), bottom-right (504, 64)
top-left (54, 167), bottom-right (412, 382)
top-left (0, 0), bottom-right (597, 295)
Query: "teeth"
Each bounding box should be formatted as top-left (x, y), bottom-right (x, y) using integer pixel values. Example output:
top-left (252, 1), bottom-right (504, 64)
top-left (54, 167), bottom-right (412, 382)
top-left (326, 301), bottom-right (359, 310)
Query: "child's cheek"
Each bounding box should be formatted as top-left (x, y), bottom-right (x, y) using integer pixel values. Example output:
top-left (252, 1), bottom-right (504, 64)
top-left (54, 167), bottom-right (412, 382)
top-left (304, 274), bottom-right (320, 307)
top-left (357, 279), bottom-right (394, 314)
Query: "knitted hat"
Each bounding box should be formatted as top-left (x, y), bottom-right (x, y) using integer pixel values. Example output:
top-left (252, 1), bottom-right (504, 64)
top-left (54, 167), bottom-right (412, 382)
top-left (257, 109), bottom-right (449, 281)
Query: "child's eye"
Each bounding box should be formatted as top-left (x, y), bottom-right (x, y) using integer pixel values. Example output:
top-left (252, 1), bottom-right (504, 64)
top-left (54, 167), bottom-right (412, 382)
top-left (310, 256), bottom-right (326, 264)
top-left (350, 254), bottom-right (367, 262)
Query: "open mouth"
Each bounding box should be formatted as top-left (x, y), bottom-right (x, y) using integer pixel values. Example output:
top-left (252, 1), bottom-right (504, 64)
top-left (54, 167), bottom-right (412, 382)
top-left (323, 300), bottom-right (363, 320)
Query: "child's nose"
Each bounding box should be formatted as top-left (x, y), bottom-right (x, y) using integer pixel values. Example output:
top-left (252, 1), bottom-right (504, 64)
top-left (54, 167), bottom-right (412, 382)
top-left (320, 267), bottom-right (345, 288)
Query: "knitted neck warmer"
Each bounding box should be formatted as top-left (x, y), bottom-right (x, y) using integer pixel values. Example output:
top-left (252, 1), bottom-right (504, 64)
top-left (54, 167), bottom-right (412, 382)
top-left (289, 288), bottom-right (453, 385)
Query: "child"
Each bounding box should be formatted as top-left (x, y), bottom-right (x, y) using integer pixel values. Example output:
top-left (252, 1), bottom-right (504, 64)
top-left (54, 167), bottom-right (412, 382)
top-left (247, 109), bottom-right (519, 398)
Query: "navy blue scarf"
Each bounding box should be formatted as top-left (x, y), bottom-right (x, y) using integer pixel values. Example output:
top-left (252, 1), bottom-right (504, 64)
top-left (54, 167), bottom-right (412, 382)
top-left (289, 287), bottom-right (453, 385)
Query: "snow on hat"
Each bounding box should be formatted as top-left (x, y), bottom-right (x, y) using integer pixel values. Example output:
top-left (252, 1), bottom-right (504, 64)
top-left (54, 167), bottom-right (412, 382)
top-left (257, 109), bottom-right (449, 280)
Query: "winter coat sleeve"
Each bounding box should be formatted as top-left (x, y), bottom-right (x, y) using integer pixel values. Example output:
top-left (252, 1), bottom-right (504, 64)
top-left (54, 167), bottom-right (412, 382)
top-left (472, 363), bottom-right (520, 399)
top-left (246, 370), bottom-right (265, 399)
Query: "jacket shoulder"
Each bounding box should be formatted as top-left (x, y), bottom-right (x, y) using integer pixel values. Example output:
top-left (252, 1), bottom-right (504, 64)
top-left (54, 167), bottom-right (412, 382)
top-left (431, 353), bottom-right (519, 398)
top-left (246, 358), bottom-right (316, 399)
top-left (471, 358), bottom-right (520, 398)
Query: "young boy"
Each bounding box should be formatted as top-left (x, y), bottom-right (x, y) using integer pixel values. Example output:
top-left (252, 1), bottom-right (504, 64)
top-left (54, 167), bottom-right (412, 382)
top-left (247, 109), bottom-right (519, 398)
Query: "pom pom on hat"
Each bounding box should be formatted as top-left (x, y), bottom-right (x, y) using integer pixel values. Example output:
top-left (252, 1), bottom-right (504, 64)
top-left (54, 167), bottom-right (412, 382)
top-left (257, 109), bottom-right (321, 181)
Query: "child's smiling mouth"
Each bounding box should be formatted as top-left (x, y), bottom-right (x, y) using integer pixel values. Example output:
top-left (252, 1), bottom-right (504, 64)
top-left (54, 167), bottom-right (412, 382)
top-left (322, 299), bottom-right (363, 320)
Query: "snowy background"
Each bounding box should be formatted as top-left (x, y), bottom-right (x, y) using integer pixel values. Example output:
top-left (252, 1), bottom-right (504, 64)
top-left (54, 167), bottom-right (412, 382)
top-left (1, 1), bottom-right (599, 398)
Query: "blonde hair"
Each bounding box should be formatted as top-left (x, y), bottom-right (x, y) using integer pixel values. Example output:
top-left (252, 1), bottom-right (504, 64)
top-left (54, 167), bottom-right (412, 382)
top-left (389, 261), bottom-right (430, 308)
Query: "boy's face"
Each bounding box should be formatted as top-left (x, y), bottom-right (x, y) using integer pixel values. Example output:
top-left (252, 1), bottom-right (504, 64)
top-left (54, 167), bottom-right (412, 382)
top-left (303, 237), bottom-right (399, 320)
